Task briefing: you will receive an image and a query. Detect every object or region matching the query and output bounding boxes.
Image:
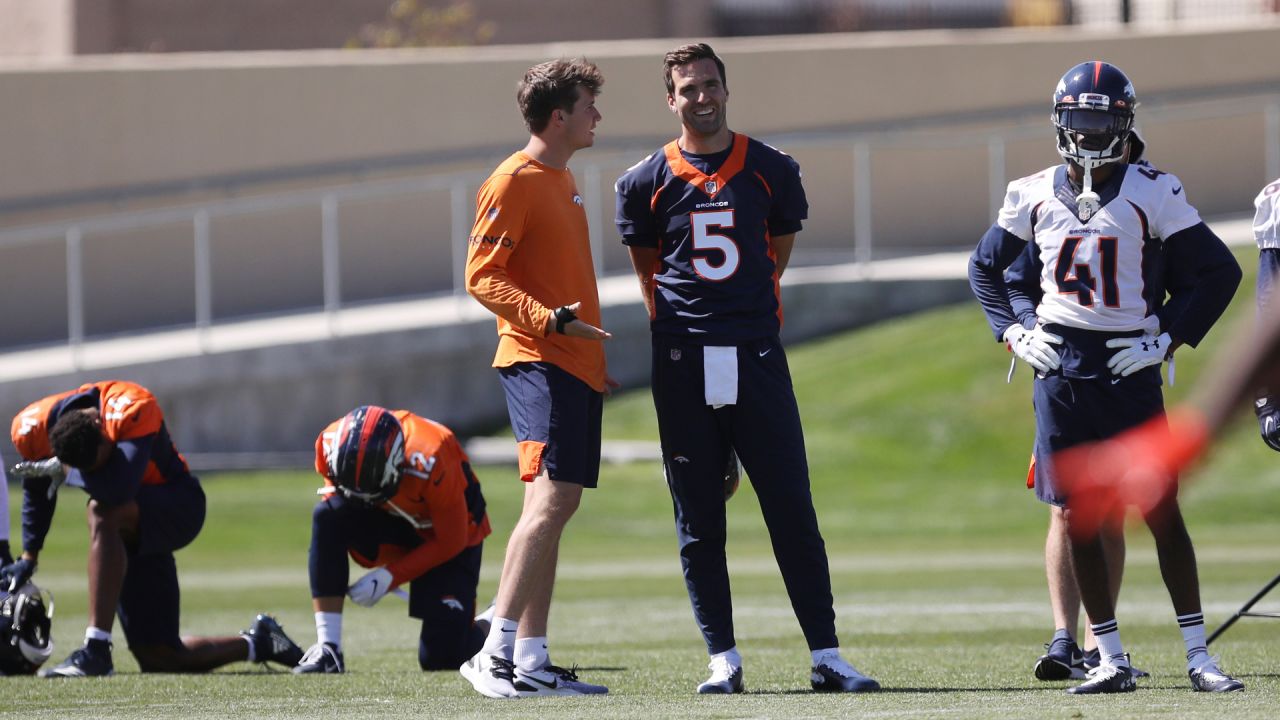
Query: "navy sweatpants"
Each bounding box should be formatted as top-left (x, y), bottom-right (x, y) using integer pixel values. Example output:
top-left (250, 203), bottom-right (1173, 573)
top-left (651, 333), bottom-right (838, 654)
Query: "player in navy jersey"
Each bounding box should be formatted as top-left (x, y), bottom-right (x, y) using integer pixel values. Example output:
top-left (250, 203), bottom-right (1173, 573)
top-left (969, 130), bottom-right (1153, 682)
top-left (993, 61), bottom-right (1242, 694)
top-left (614, 43), bottom-right (878, 695)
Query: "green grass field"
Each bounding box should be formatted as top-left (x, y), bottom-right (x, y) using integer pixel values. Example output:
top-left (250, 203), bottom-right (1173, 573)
top-left (7, 263), bottom-right (1280, 718)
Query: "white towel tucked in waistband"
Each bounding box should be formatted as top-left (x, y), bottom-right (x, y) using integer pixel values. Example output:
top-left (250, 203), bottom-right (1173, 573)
top-left (703, 346), bottom-right (738, 407)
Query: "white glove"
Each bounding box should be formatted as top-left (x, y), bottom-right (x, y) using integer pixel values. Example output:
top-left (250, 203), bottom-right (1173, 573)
top-left (1106, 332), bottom-right (1172, 378)
top-left (1004, 324), bottom-right (1063, 374)
top-left (9, 458), bottom-right (67, 500)
top-left (347, 567), bottom-right (394, 607)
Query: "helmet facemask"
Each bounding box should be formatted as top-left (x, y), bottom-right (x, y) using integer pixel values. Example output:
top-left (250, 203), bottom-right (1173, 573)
top-left (1054, 104), bottom-right (1133, 170)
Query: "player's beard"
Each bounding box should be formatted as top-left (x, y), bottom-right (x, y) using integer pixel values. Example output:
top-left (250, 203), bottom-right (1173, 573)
top-left (683, 103), bottom-right (725, 139)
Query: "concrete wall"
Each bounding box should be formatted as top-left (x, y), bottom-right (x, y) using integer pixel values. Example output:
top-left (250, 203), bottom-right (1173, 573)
top-left (3, 24), bottom-right (1279, 205)
top-left (0, 0), bottom-right (714, 56)
top-left (0, 270), bottom-right (975, 456)
top-left (2, 25), bottom-right (1278, 349)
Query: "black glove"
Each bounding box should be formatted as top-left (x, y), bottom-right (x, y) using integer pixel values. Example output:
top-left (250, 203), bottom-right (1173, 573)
top-left (0, 557), bottom-right (36, 593)
top-left (1256, 397), bottom-right (1280, 452)
top-left (0, 540), bottom-right (12, 567)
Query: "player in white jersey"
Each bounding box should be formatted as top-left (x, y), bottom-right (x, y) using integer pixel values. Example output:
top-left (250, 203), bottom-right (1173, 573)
top-left (969, 131), bottom-right (1156, 683)
top-left (1252, 177), bottom-right (1280, 449)
top-left (999, 62), bottom-right (1243, 694)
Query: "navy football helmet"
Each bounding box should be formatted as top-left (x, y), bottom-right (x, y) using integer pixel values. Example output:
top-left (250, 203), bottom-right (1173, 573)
top-left (0, 582), bottom-right (54, 675)
top-left (327, 406), bottom-right (405, 505)
top-left (1053, 61), bottom-right (1137, 169)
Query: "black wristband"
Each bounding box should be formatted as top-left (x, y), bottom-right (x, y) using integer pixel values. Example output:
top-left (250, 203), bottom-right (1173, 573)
top-left (553, 305), bottom-right (578, 334)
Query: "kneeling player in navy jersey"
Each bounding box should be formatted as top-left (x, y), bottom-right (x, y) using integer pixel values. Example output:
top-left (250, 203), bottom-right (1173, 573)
top-left (615, 43), bottom-right (878, 695)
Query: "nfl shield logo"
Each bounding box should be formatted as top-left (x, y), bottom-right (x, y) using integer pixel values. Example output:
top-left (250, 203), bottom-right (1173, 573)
top-left (670, 349), bottom-right (682, 361)
top-left (486, 207), bottom-right (499, 220)
top-left (705, 180), bottom-right (718, 194)
top-left (572, 194), bottom-right (583, 206)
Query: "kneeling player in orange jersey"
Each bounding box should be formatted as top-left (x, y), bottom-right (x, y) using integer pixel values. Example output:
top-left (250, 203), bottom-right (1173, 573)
top-left (294, 406), bottom-right (491, 673)
top-left (3, 380), bottom-right (302, 677)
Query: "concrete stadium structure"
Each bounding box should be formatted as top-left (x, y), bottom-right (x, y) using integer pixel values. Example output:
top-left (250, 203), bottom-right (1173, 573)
top-left (0, 24), bottom-right (1277, 459)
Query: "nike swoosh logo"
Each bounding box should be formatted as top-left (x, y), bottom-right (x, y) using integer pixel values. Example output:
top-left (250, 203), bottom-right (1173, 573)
top-left (1172, 186), bottom-right (1183, 195)
top-left (524, 675), bottom-right (557, 689)
top-left (759, 349), bottom-right (772, 357)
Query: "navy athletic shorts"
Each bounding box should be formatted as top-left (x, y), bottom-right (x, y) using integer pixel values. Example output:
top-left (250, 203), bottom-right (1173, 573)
top-left (498, 361), bottom-right (603, 488)
top-left (1032, 371), bottom-right (1164, 506)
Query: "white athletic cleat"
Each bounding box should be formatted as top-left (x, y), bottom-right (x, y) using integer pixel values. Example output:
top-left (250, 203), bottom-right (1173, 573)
top-left (810, 651), bottom-right (880, 693)
top-left (512, 663), bottom-right (607, 696)
top-left (697, 655), bottom-right (744, 694)
top-left (460, 652), bottom-right (518, 699)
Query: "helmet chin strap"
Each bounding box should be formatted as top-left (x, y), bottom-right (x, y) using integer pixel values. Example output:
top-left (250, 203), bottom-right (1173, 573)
top-left (1076, 156), bottom-right (1103, 221)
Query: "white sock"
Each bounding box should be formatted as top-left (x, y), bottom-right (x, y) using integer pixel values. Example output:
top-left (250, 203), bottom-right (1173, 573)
top-left (810, 646), bottom-right (839, 666)
top-left (316, 611), bottom-right (343, 649)
top-left (85, 626), bottom-right (112, 643)
top-left (243, 636), bottom-right (257, 662)
top-left (514, 636), bottom-right (549, 672)
top-left (712, 646), bottom-right (742, 668)
top-left (1090, 619), bottom-right (1128, 667)
top-left (1177, 612), bottom-right (1209, 669)
top-left (481, 616), bottom-right (517, 660)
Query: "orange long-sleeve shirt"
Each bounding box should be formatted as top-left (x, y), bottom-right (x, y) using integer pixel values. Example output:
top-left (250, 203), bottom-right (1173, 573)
top-left (465, 151), bottom-right (606, 391)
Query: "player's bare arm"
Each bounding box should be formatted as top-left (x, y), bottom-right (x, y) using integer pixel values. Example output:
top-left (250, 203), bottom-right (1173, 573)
top-left (771, 233), bottom-right (797, 277)
top-left (627, 246), bottom-right (661, 318)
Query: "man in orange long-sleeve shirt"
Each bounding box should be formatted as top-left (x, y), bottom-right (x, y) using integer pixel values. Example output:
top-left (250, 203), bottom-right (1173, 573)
top-left (460, 57), bottom-right (616, 699)
top-left (295, 405), bottom-right (491, 674)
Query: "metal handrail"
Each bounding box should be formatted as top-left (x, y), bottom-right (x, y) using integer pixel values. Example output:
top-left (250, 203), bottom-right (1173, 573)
top-left (2, 84), bottom-right (1278, 360)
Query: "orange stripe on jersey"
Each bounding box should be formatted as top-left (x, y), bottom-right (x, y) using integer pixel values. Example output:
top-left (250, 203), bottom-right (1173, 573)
top-left (662, 133), bottom-right (749, 200)
top-left (1026, 453), bottom-right (1036, 489)
top-left (766, 228), bottom-right (784, 328)
top-left (754, 171), bottom-right (773, 197)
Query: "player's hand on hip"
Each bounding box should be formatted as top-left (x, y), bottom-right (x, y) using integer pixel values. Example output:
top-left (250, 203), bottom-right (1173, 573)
top-left (1004, 324), bottom-right (1062, 374)
top-left (348, 567), bottom-right (394, 607)
top-left (1106, 331), bottom-right (1172, 377)
top-left (0, 557), bottom-right (36, 593)
top-left (550, 301), bottom-right (612, 341)
top-left (1255, 397), bottom-right (1280, 452)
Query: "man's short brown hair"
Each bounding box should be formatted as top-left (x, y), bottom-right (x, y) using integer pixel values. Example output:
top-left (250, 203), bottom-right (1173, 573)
top-left (517, 58), bottom-right (603, 134)
top-left (663, 43), bottom-right (727, 96)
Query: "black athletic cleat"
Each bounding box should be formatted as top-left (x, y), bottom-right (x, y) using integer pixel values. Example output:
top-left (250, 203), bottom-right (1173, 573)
top-left (1189, 659), bottom-right (1244, 692)
top-left (1066, 661), bottom-right (1136, 694)
top-left (242, 613), bottom-right (304, 668)
top-left (40, 639), bottom-right (114, 678)
top-left (293, 642), bottom-right (345, 674)
top-left (1035, 635), bottom-right (1085, 680)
